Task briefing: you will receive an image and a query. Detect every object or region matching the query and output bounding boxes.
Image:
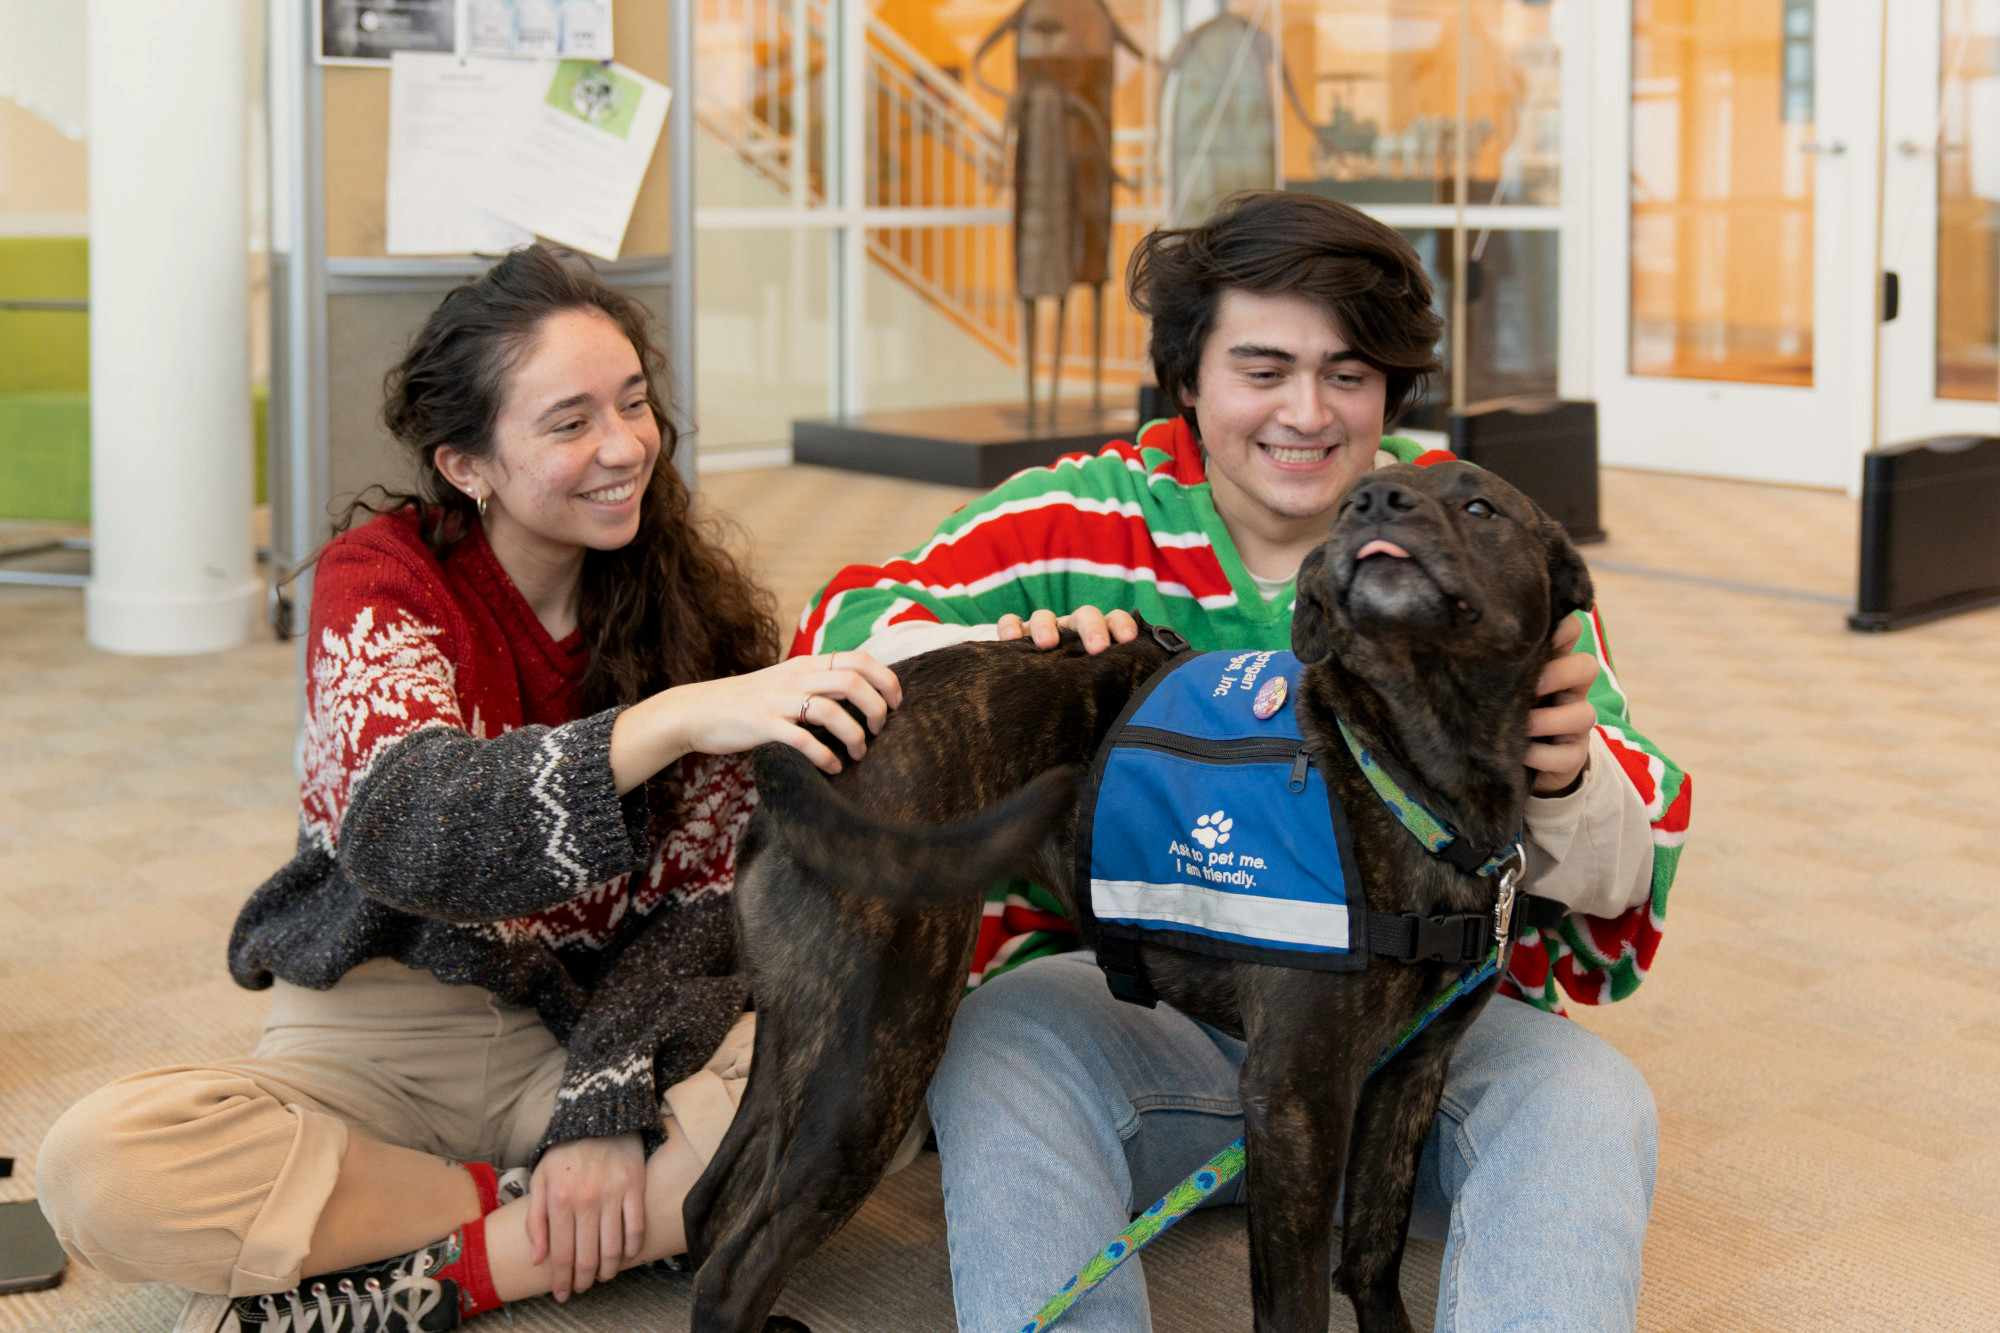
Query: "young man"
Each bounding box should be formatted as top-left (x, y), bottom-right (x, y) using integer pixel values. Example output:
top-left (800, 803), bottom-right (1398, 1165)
top-left (794, 191), bottom-right (1690, 1331)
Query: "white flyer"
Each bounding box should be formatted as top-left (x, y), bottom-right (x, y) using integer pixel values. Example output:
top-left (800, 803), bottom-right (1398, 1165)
top-left (385, 53), bottom-right (540, 255)
top-left (466, 0), bottom-right (614, 61)
top-left (477, 60), bottom-right (671, 260)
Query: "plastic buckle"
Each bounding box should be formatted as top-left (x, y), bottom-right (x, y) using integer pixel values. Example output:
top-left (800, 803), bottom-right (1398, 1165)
top-left (1413, 915), bottom-right (1477, 963)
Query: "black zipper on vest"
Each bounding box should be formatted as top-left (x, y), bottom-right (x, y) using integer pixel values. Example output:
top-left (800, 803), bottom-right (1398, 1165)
top-left (1118, 727), bottom-right (1315, 793)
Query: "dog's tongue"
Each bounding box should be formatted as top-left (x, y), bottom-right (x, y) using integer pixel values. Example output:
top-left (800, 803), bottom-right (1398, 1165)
top-left (1356, 540), bottom-right (1411, 561)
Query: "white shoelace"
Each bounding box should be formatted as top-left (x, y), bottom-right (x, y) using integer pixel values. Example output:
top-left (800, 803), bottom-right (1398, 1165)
top-left (253, 1249), bottom-right (448, 1331)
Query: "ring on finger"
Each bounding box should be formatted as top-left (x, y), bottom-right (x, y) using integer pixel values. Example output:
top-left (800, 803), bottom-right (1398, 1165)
top-left (797, 694), bottom-right (813, 723)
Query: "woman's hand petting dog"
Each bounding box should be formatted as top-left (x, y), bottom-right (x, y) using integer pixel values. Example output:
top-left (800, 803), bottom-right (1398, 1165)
top-left (997, 606), bottom-right (1141, 654)
top-left (528, 1131), bottom-right (648, 1303)
top-left (611, 651), bottom-right (904, 788)
top-left (1526, 614), bottom-right (1600, 796)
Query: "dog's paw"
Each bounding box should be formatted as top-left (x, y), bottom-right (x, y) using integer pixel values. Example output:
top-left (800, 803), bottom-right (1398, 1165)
top-left (1191, 810), bottom-right (1233, 849)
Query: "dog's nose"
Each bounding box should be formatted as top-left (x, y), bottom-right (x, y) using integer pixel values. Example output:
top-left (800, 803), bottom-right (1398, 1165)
top-left (1346, 478), bottom-right (1420, 519)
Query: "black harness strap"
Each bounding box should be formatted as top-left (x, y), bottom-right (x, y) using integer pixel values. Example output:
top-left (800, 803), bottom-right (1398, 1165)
top-left (1366, 911), bottom-right (1489, 965)
top-left (1364, 892), bottom-right (1565, 966)
top-left (1096, 931), bottom-right (1158, 1008)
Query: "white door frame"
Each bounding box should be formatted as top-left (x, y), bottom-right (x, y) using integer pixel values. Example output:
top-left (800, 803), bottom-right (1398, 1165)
top-left (1878, 0), bottom-right (2000, 445)
top-left (1590, 0), bottom-right (1884, 491)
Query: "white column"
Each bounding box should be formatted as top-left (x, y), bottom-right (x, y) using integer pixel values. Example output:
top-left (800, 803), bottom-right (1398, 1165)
top-left (84, 0), bottom-right (259, 654)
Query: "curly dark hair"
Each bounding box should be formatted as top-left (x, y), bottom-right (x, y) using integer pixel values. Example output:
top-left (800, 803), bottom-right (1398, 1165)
top-left (1127, 190), bottom-right (1444, 433)
top-left (350, 243), bottom-right (780, 714)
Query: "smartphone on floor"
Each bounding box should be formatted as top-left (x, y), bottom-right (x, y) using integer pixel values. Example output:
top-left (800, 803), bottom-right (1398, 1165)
top-left (0, 1199), bottom-right (66, 1295)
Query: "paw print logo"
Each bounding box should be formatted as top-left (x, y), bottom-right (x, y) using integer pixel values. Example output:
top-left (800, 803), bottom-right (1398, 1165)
top-left (1190, 810), bottom-right (1233, 850)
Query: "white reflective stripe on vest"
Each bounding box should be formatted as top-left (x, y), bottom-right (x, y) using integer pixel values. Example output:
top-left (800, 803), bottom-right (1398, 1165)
top-left (1093, 879), bottom-right (1352, 950)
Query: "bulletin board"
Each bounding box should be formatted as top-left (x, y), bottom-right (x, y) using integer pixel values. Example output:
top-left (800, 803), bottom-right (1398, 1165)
top-left (320, 2), bottom-right (672, 259)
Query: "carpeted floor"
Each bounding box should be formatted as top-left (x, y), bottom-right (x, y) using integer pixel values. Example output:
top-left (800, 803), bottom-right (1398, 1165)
top-left (2, 461), bottom-right (1996, 1331)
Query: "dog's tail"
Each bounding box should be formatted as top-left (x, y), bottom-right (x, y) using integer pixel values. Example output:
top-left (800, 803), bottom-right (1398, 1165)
top-left (752, 743), bottom-right (1079, 900)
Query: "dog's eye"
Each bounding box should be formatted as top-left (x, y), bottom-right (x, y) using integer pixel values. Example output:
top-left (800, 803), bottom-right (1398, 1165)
top-left (1463, 498), bottom-right (1495, 518)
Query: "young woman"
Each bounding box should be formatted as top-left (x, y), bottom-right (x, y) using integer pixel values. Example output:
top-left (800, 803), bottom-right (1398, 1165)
top-left (37, 244), bottom-right (900, 1333)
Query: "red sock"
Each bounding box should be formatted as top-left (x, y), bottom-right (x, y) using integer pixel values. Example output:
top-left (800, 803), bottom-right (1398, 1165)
top-left (435, 1215), bottom-right (502, 1319)
top-left (460, 1160), bottom-right (500, 1216)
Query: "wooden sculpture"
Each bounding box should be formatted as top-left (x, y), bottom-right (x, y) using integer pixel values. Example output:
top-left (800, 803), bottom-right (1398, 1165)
top-left (974, 0), bottom-right (1145, 422)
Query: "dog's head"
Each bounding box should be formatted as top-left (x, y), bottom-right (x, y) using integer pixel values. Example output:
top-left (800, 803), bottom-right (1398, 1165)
top-left (1292, 460), bottom-right (1592, 672)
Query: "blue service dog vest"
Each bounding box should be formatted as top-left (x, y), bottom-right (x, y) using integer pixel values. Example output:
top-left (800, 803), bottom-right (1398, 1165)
top-left (1080, 649), bottom-right (1370, 974)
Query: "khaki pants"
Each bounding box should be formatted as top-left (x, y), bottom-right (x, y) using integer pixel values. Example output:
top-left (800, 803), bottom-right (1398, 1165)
top-left (35, 959), bottom-right (752, 1298)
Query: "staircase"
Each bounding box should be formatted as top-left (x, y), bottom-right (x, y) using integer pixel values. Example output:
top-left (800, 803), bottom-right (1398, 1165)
top-left (693, 0), bottom-right (1155, 383)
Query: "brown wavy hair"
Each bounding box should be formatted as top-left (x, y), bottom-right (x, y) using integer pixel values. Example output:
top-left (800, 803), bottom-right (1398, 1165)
top-left (1127, 190), bottom-right (1444, 434)
top-left (351, 244), bottom-right (780, 713)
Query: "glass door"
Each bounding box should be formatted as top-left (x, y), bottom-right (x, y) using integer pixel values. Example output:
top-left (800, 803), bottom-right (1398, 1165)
top-left (1592, 0), bottom-right (1880, 488)
top-left (1880, 0), bottom-right (2000, 444)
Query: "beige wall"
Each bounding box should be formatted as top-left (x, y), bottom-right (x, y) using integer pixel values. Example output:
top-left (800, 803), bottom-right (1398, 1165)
top-left (0, 97), bottom-right (87, 228)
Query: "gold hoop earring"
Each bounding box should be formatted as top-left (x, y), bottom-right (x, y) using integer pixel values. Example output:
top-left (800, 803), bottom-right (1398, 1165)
top-left (476, 492), bottom-right (489, 521)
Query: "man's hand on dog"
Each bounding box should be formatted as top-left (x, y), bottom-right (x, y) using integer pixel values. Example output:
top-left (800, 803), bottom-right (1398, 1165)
top-left (999, 607), bottom-right (1598, 797)
top-left (996, 606), bottom-right (1140, 654)
top-left (528, 1131), bottom-right (647, 1303)
top-left (1527, 614), bottom-right (1600, 797)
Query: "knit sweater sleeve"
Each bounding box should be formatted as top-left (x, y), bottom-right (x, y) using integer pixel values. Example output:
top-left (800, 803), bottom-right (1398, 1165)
top-left (790, 438), bottom-right (1171, 656)
top-left (1501, 605), bottom-right (1693, 1012)
top-left (303, 535), bottom-right (646, 923)
top-left (531, 754), bottom-right (758, 1158)
top-left (534, 889), bottom-right (748, 1159)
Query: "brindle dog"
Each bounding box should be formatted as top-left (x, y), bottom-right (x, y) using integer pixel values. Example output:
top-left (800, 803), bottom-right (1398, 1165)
top-left (684, 461), bottom-right (1593, 1333)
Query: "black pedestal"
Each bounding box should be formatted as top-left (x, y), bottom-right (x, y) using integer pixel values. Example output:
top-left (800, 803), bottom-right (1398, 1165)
top-left (1447, 398), bottom-right (1606, 545)
top-left (792, 402), bottom-right (1139, 489)
top-left (1848, 434), bottom-right (2000, 631)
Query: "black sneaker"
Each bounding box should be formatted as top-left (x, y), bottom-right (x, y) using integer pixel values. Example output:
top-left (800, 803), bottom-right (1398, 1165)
top-left (173, 1237), bottom-right (464, 1331)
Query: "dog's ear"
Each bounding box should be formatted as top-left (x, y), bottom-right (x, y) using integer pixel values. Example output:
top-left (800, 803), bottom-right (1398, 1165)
top-left (1292, 545), bottom-right (1339, 664)
top-left (1542, 516), bottom-right (1594, 626)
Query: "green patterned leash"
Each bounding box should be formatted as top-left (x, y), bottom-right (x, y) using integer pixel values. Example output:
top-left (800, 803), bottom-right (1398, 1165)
top-left (1018, 1138), bottom-right (1250, 1333)
top-left (1335, 718), bottom-right (1521, 877)
top-left (1020, 939), bottom-right (1506, 1332)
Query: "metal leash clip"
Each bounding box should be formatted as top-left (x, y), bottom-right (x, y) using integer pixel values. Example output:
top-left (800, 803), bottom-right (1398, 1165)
top-left (1493, 847), bottom-right (1525, 947)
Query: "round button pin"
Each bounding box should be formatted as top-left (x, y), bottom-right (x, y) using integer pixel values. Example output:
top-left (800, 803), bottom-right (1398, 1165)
top-left (1251, 674), bottom-right (1288, 719)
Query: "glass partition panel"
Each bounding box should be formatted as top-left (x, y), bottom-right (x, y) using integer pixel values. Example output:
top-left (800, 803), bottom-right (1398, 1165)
top-left (1397, 226), bottom-right (1558, 428)
top-left (692, 0), bottom-right (833, 212)
top-left (1284, 0), bottom-right (1557, 209)
top-left (691, 0), bottom-right (839, 456)
top-left (1937, 0), bottom-right (1999, 402)
top-left (1291, 2), bottom-right (1462, 206)
top-left (859, 222), bottom-right (1024, 412)
top-left (861, 0), bottom-right (1157, 409)
top-left (695, 226), bottom-right (837, 453)
top-left (1628, 0), bottom-right (1815, 386)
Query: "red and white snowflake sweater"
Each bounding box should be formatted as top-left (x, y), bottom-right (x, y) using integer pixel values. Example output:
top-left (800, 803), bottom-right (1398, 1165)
top-left (228, 507), bottom-right (755, 1158)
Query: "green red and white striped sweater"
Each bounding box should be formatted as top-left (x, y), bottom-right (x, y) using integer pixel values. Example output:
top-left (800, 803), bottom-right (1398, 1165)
top-left (792, 416), bottom-right (1692, 1012)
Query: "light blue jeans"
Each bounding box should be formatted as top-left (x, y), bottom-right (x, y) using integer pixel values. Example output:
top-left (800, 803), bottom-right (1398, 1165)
top-left (925, 951), bottom-right (1657, 1332)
